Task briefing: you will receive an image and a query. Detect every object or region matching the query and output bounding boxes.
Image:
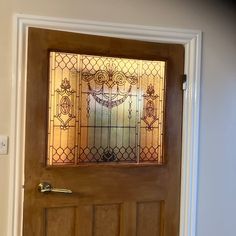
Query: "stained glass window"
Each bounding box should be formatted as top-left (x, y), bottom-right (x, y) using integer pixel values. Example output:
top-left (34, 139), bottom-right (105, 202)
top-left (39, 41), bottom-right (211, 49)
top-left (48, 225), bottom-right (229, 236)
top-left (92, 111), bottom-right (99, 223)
top-left (47, 52), bottom-right (166, 165)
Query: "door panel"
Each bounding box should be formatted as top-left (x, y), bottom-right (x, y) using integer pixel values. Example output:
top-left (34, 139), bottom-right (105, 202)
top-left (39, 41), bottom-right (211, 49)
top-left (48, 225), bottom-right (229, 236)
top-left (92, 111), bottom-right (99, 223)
top-left (46, 207), bottom-right (76, 236)
top-left (136, 201), bottom-right (163, 236)
top-left (42, 201), bottom-right (164, 236)
top-left (23, 28), bottom-right (184, 236)
top-left (93, 204), bottom-right (121, 236)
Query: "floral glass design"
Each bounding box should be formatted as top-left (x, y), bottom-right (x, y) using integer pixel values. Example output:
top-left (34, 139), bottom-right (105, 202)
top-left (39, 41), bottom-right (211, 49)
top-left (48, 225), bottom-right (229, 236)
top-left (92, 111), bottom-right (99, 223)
top-left (47, 52), bottom-right (166, 165)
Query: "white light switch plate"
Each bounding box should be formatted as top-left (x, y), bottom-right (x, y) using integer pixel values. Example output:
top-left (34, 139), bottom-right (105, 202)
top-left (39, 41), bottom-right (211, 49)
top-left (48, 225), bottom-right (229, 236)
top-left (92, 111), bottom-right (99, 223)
top-left (0, 135), bottom-right (8, 155)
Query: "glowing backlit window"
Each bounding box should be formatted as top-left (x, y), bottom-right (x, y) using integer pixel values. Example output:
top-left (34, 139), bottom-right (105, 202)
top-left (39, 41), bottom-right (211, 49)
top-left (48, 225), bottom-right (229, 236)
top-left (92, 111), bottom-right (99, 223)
top-left (47, 52), bottom-right (166, 165)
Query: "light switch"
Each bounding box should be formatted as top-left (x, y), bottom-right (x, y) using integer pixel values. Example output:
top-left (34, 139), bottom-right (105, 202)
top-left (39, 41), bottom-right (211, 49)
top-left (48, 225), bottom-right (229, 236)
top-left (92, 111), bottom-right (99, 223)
top-left (0, 135), bottom-right (8, 155)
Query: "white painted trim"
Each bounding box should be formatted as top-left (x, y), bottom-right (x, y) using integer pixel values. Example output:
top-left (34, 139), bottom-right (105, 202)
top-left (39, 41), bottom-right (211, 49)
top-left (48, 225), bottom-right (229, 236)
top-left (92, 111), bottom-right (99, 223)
top-left (9, 14), bottom-right (201, 236)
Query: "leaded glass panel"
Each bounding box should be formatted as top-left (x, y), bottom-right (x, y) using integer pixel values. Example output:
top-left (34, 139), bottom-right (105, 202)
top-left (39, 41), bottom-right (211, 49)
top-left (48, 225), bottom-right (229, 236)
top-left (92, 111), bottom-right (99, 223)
top-left (47, 52), bottom-right (166, 165)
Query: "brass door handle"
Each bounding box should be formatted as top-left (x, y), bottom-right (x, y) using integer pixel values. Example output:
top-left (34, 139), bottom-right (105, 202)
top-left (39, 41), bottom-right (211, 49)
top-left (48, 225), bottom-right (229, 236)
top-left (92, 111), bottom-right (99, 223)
top-left (38, 182), bottom-right (72, 194)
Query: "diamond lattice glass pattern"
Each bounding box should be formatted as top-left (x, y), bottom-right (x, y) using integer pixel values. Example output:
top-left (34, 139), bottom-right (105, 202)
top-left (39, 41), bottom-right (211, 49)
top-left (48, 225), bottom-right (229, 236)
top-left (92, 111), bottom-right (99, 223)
top-left (47, 52), bottom-right (166, 165)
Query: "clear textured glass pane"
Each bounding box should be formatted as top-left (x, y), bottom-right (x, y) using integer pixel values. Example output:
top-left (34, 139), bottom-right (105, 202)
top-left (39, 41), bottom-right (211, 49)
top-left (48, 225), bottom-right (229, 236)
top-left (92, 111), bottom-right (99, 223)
top-left (47, 52), bottom-right (166, 165)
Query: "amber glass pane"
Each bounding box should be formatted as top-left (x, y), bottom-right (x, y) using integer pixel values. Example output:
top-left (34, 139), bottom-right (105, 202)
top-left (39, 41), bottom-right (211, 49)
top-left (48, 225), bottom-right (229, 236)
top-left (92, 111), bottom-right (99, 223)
top-left (47, 52), bottom-right (165, 165)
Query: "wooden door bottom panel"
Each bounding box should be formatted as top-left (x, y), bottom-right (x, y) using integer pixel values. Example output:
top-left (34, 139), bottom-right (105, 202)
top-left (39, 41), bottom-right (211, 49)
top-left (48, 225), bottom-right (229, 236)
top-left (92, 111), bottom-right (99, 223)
top-left (42, 200), bottom-right (164, 236)
top-left (45, 207), bottom-right (76, 236)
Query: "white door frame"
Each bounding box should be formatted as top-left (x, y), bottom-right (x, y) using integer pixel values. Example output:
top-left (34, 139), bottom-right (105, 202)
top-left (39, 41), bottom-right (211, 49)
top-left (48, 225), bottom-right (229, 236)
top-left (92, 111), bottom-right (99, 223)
top-left (8, 14), bottom-right (201, 236)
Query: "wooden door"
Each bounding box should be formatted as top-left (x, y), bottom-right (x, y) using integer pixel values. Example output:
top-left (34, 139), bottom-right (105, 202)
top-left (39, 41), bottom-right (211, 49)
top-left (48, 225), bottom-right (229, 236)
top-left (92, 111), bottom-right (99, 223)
top-left (23, 28), bottom-right (184, 236)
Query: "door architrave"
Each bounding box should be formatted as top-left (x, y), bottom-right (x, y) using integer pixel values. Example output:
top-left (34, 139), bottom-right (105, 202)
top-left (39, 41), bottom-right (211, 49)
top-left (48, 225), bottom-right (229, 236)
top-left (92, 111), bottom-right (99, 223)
top-left (9, 14), bottom-right (201, 236)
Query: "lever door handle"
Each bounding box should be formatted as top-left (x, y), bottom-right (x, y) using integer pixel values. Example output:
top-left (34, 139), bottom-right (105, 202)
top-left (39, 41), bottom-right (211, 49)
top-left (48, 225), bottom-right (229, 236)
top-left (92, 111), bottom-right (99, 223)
top-left (38, 182), bottom-right (72, 194)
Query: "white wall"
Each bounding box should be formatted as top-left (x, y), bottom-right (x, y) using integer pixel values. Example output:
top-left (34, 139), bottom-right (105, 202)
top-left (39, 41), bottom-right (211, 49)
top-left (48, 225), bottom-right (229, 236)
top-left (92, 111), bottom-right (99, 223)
top-left (0, 0), bottom-right (235, 235)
